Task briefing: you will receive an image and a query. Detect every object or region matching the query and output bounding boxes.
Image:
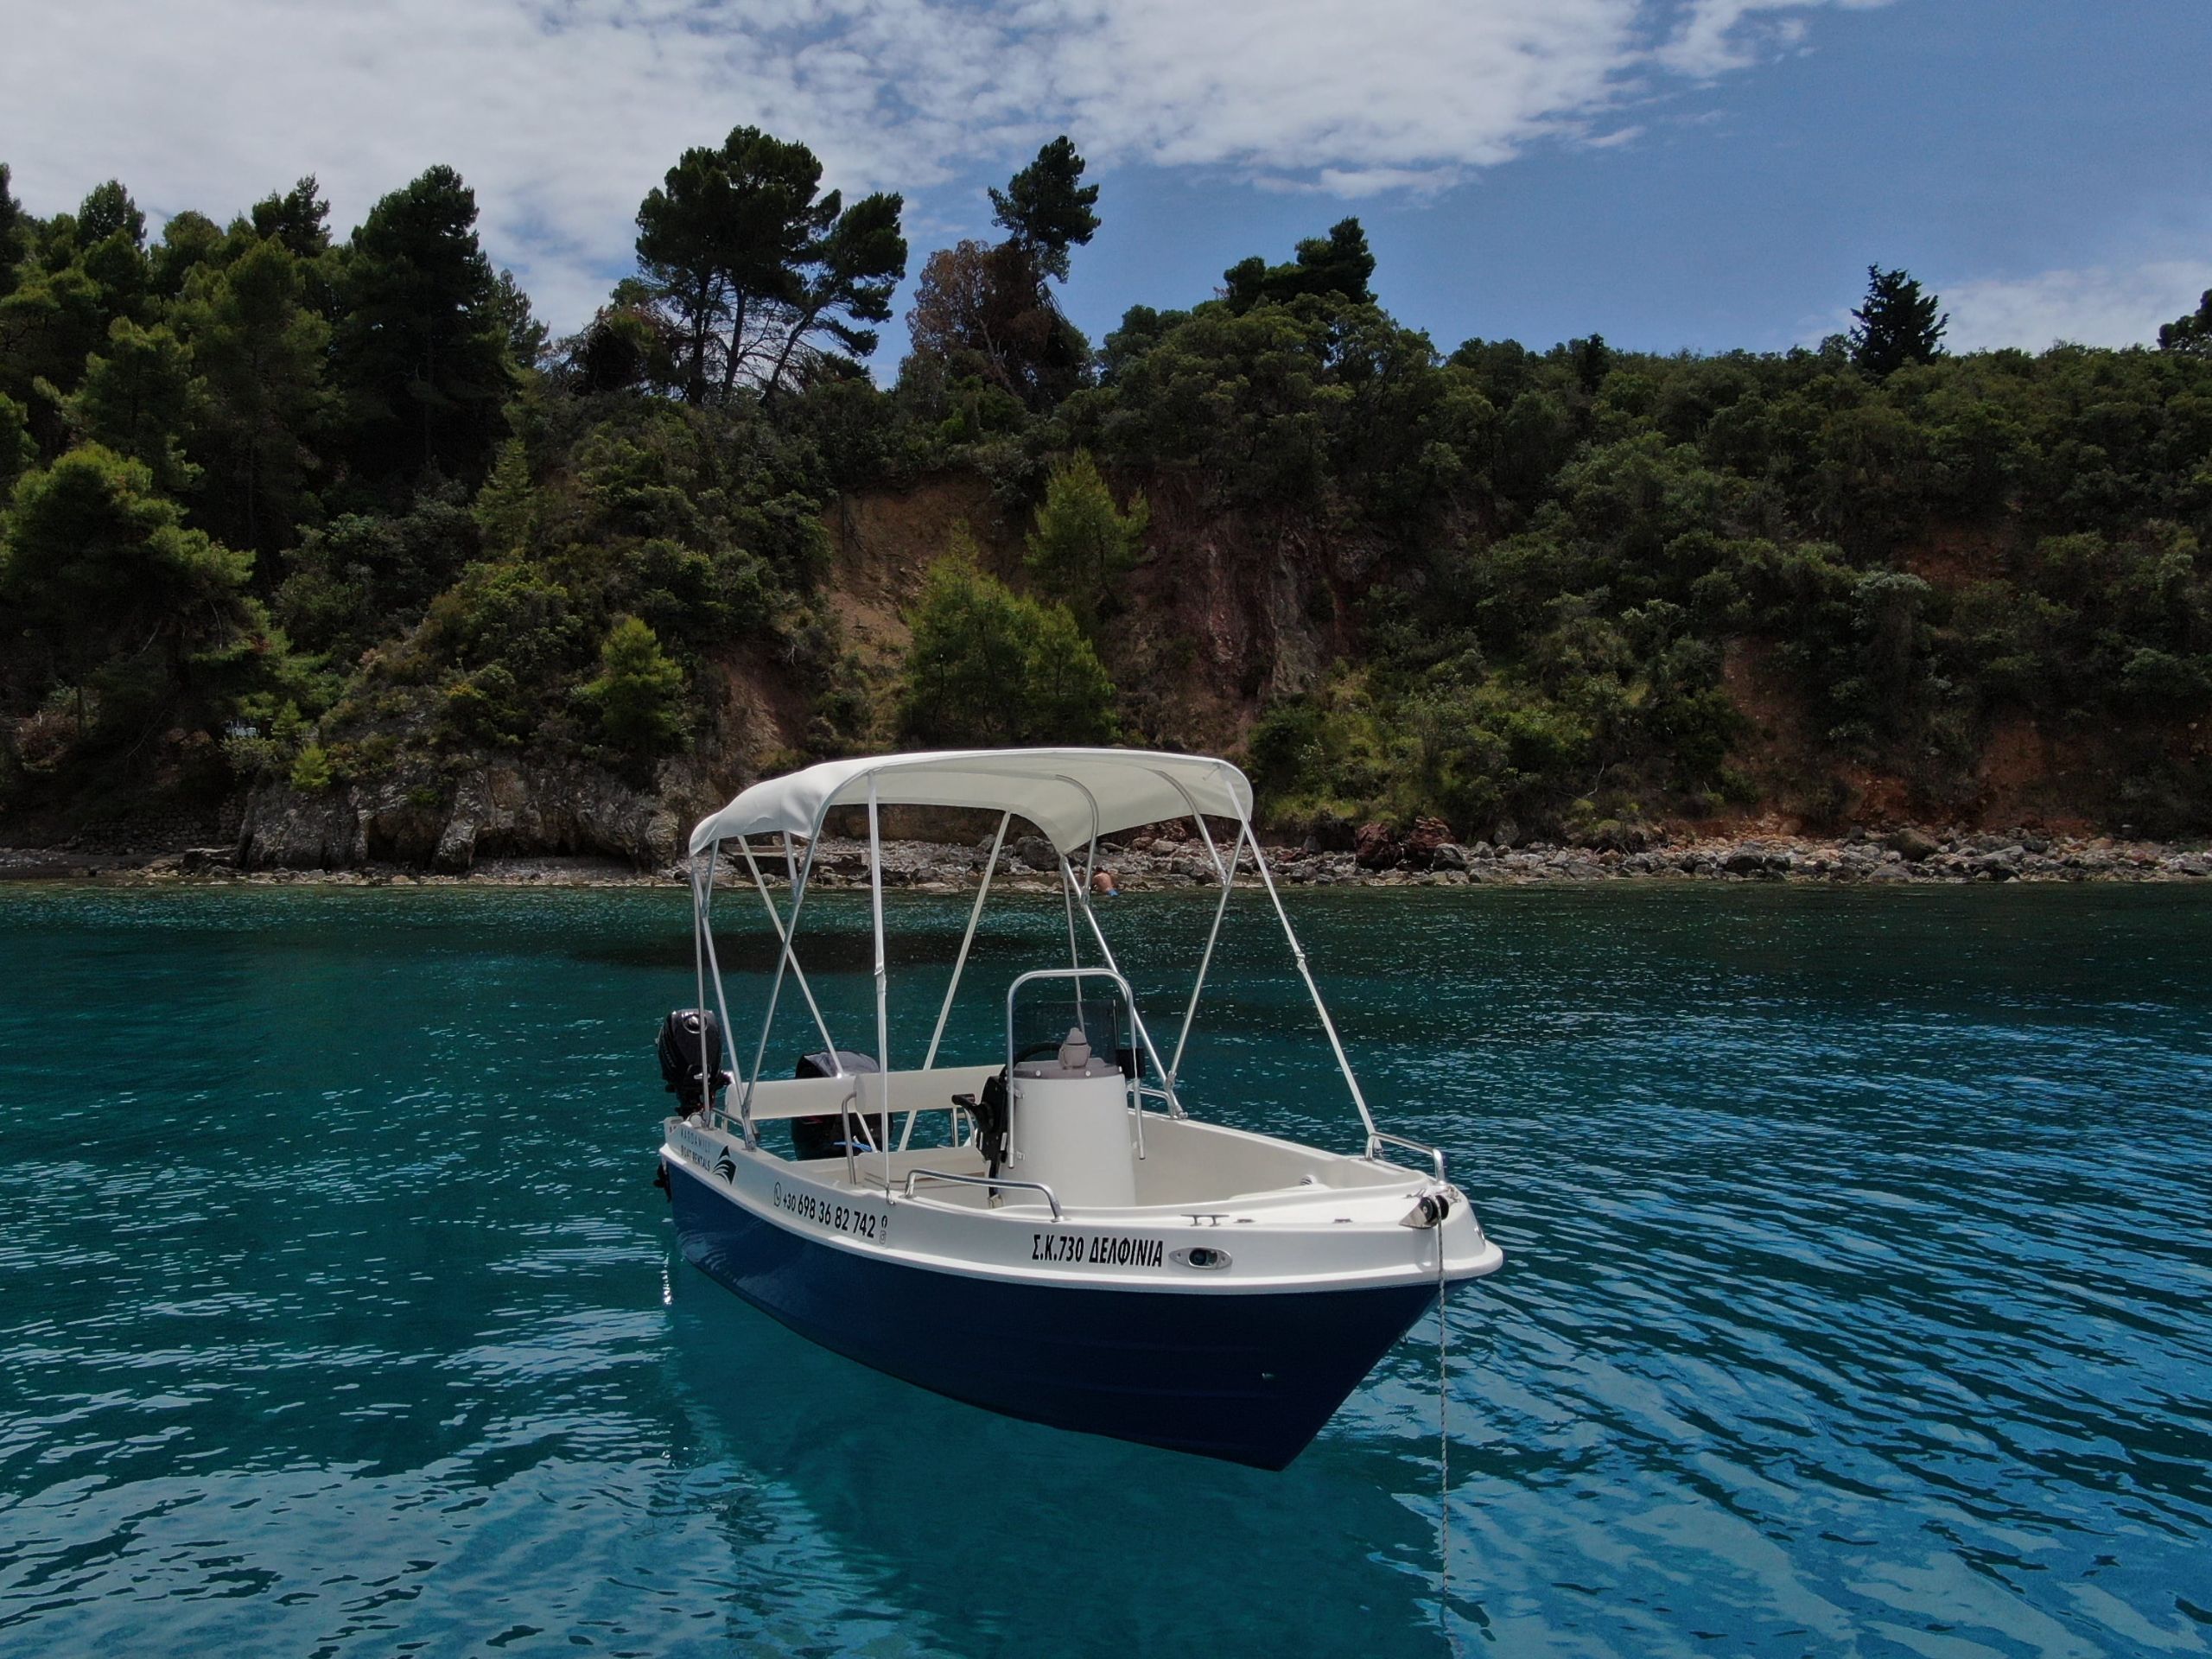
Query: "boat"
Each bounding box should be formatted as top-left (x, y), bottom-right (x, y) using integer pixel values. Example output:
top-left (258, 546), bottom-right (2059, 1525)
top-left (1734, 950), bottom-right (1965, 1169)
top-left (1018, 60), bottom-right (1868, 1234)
top-left (655, 748), bottom-right (1502, 1469)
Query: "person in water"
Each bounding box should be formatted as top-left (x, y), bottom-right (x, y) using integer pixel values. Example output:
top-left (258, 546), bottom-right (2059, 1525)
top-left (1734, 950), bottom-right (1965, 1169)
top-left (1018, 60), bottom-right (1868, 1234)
top-left (1090, 868), bottom-right (1120, 896)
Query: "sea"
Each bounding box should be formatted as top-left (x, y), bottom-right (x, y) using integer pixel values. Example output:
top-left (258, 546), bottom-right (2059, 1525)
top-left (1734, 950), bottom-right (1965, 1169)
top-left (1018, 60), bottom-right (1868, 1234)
top-left (1, 880), bottom-right (2207, 1657)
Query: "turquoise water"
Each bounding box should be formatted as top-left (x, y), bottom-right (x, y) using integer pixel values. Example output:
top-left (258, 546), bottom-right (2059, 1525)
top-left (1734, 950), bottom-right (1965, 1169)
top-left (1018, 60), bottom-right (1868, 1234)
top-left (2, 882), bottom-right (2208, 1657)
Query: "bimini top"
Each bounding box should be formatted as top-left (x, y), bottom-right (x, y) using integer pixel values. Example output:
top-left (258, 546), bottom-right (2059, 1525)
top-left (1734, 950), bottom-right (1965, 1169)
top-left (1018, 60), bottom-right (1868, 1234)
top-left (687, 748), bottom-right (1254, 857)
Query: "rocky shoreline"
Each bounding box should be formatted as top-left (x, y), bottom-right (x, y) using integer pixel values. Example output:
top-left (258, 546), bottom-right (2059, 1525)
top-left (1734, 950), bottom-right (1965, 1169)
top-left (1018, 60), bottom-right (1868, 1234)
top-left (3, 823), bottom-right (2209, 888)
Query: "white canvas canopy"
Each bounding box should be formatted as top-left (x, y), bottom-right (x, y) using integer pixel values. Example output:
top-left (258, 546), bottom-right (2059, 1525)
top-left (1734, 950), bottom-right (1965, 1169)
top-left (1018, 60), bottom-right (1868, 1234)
top-left (687, 748), bottom-right (1255, 858)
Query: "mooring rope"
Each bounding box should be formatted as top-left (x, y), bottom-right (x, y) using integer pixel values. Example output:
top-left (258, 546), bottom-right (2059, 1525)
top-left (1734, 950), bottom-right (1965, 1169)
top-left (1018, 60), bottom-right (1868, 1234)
top-left (1437, 1216), bottom-right (1457, 1656)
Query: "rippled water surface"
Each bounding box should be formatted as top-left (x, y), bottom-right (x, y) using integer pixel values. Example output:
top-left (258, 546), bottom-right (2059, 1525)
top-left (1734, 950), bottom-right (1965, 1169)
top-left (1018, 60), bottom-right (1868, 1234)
top-left (3, 880), bottom-right (2208, 1656)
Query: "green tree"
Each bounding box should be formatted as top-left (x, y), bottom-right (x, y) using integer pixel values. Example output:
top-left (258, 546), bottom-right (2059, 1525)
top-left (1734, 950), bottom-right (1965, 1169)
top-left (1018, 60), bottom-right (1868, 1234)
top-left (0, 162), bottom-right (24, 297)
top-left (0, 392), bottom-right (34, 496)
top-left (0, 445), bottom-right (257, 741)
top-left (75, 181), bottom-right (145, 250)
top-left (1024, 449), bottom-right (1147, 624)
top-left (2158, 289), bottom-right (2212, 356)
top-left (579, 613), bottom-right (687, 755)
top-left (473, 435), bottom-right (535, 556)
top-left (251, 176), bottom-right (330, 259)
top-left (1848, 265), bottom-right (1947, 378)
top-left (59, 318), bottom-right (202, 495)
top-left (179, 236), bottom-right (331, 550)
top-left (1222, 219), bottom-right (1375, 314)
top-left (989, 135), bottom-right (1101, 284)
top-left (635, 126), bottom-right (906, 402)
top-left (899, 537), bottom-right (1116, 745)
top-left (332, 165), bottom-right (513, 483)
top-left (757, 187), bottom-right (906, 397)
top-left (905, 139), bottom-right (1096, 410)
top-left (148, 211), bottom-right (224, 301)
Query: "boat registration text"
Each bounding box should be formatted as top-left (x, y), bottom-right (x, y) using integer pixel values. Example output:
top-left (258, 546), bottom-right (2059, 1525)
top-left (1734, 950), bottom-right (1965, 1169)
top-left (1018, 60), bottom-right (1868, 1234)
top-left (1033, 1232), bottom-right (1166, 1268)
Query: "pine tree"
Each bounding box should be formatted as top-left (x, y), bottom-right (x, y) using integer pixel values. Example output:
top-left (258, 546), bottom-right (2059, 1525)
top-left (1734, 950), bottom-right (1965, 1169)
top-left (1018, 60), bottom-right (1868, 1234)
top-left (179, 237), bottom-right (330, 550)
top-left (2158, 289), bottom-right (2212, 356)
top-left (989, 136), bottom-right (1101, 284)
top-left (333, 166), bottom-right (512, 484)
top-left (1023, 449), bottom-right (1148, 626)
top-left (581, 615), bottom-right (688, 756)
top-left (60, 318), bottom-right (203, 496)
top-left (1848, 266), bottom-right (1947, 378)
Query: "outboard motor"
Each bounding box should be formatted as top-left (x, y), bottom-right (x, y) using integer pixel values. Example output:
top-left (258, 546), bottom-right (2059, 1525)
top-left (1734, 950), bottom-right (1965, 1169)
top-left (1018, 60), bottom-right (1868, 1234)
top-left (656, 1008), bottom-right (730, 1116)
top-left (791, 1050), bottom-right (879, 1161)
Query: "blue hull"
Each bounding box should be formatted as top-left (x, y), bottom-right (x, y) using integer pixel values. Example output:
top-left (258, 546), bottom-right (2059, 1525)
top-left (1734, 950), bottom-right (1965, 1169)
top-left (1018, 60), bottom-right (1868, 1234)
top-left (668, 1163), bottom-right (1437, 1469)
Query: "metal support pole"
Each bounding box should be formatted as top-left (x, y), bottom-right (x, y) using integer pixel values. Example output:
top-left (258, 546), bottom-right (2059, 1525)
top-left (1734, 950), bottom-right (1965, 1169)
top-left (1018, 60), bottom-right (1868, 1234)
top-left (697, 841), bottom-right (749, 1145)
top-left (1168, 810), bottom-right (1236, 1093)
top-left (740, 837), bottom-right (837, 1061)
top-left (867, 778), bottom-right (893, 1198)
top-left (906, 810), bottom-right (1010, 1150)
top-left (737, 832), bottom-right (823, 1143)
top-left (1065, 856), bottom-right (1181, 1157)
top-left (1235, 814), bottom-right (1381, 1150)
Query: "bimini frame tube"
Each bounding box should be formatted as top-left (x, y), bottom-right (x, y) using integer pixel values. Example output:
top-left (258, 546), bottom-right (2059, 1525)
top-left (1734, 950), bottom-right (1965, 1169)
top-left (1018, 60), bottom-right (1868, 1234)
top-left (866, 777), bottom-right (893, 1198)
top-left (695, 841), bottom-right (749, 1144)
top-left (1164, 796), bottom-right (1234, 1099)
top-left (1065, 855), bottom-right (1179, 1156)
top-left (1228, 797), bottom-right (1382, 1153)
top-left (736, 832), bottom-right (824, 1146)
top-left (739, 837), bottom-right (837, 1061)
top-left (905, 809), bottom-right (1012, 1151)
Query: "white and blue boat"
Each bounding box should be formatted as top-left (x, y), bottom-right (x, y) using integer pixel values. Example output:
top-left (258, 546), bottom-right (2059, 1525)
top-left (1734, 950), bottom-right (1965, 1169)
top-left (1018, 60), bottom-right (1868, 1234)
top-left (656, 748), bottom-right (1501, 1468)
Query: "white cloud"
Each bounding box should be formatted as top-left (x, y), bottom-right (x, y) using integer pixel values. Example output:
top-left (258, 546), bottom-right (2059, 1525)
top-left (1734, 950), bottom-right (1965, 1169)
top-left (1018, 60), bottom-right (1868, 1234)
top-left (1942, 261), bottom-right (2212, 352)
top-left (3, 0), bottom-right (1886, 329)
top-left (1659, 0), bottom-right (1892, 77)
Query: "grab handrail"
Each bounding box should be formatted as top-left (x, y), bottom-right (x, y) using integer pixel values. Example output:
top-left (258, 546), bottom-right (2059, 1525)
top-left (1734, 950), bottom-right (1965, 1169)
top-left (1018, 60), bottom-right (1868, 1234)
top-left (1003, 966), bottom-right (1137, 1073)
top-left (1368, 1131), bottom-right (1449, 1185)
top-left (903, 1168), bottom-right (1064, 1220)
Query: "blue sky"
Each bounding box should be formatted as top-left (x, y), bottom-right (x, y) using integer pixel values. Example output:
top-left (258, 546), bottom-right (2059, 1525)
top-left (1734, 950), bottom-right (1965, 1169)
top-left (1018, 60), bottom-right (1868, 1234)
top-left (7, 0), bottom-right (2208, 359)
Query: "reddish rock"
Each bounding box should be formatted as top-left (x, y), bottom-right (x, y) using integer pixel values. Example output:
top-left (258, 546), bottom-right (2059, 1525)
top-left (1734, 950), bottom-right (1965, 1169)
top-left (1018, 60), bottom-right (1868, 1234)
top-left (1353, 821), bottom-right (1403, 871)
top-left (1401, 815), bottom-right (1451, 870)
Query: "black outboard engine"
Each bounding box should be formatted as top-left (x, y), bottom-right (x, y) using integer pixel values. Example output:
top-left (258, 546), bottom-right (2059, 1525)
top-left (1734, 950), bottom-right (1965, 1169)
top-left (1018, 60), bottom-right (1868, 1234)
top-left (657, 1008), bottom-right (730, 1116)
top-left (791, 1050), bottom-right (878, 1161)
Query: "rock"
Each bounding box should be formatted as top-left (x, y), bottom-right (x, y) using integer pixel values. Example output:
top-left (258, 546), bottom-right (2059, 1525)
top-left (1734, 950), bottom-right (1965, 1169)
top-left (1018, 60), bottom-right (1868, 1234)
top-left (1885, 826), bottom-right (1941, 861)
top-left (1401, 815), bottom-right (1452, 871)
top-left (1013, 835), bottom-right (1058, 872)
top-left (1431, 842), bottom-right (1468, 872)
top-left (1353, 821), bottom-right (1403, 871)
top-left (180, 847), bottom-right (232, 874)
top-left (1723, 849), bottom-right (1766, 875)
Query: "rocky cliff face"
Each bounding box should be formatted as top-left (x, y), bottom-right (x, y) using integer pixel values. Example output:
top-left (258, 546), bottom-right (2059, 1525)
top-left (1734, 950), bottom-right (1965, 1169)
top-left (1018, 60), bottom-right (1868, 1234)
top-left (237, 756), bottom-right (714, 873)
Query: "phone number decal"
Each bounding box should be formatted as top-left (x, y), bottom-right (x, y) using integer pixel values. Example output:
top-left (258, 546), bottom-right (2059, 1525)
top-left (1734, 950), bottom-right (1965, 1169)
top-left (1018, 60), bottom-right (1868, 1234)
top-left (772, 1182), bottom-right (881, 1242)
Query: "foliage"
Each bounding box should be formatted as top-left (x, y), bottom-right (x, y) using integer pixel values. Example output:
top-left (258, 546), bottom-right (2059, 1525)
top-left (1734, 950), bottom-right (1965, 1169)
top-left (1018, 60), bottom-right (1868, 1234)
top-left (1023, 449), bottom-right (1148, 625)
top-left (332, 165), bottom-right (514, 488)
top-left (177, 236), bottom-right (330, 550)
top-left (904, 138), bottom-right (1097, 411)
top-left (579, 614), bottom-right (688, 760)
top-left (3, 149), bottom-right (2210, 838)
top-left (632, 125), bottom-right (906, 404)
top-left (1222, 219), bottom-right (1376, 315)
top-left (989, 136), bottom-right (1101, 285)
top-left (59, 318), bottom-right (202, 495)
top-left (2160, 289), bottom-right (2212, 357)
top-left (1849, 265), bottom-right (1948, 378)
top-left (0, 445), bottom-right (283, 774)
top-left (899, 537), bottom-right (1116, 746)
